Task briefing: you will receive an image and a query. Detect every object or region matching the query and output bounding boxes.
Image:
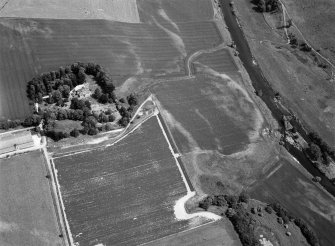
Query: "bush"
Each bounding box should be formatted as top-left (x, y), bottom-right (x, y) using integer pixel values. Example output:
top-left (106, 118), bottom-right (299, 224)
top-left (306, 143), bottom-right (322, 161)
top-left (225, 195), bottom-right (239, 208)
top-left (70, 128), bottom-right (80, 138)
top-left (127, 93), bottom-right (138, 106)
top-left (264, 206), bottom-right (273, 214)
top-left (199, 196), bottom-right (213, 210)
top-left (239, 192), bottom-right (250, 203)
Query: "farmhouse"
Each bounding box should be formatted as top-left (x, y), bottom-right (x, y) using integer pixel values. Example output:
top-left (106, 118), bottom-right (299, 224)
top-left (0, 130), bottom-right (34, 155)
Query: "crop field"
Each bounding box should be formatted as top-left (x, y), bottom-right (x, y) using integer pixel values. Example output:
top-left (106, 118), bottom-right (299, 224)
top-left (193, 48), bottom-right (239, 77)
top-left (0, 150), bottom-right (63, 246)
top-left (137, 0), bottom-right (214, 23)
top-left (144, 219), bottom-right (241, 246)
top-left (153, 74), bottom-right (260, 155)
top-left (0, 0), bottom-right (140, 23)
top-left (0, 15), bottom-right (222, 120)
top-left (54, 117), bottom-right (208, 246)
top-left (249, 159), bottom-right (335, 246)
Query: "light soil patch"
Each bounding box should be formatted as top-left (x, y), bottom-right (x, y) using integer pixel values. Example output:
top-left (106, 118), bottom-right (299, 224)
top-left (0, 0), bottom-right (140, 23)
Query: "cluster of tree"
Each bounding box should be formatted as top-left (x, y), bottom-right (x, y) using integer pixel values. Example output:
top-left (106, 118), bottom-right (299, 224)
top-left (252, 0), bottom-right (279, 13)
top-left (199, 192), bottom-right (250, 211)
top-left (199, 192), bottom-right (258, 246)
top-left (92, 88), bottom-right (117, 104)
top-left (269, 203), bottom-right (319, 246)
top-left (288, 33), bottom-right (312, 52)
top-left (294, 218), bottom-right (320, 246)
top-left (0, 120), bottom-right (22, 130)
top-left (117, 105), bottom-right (132, 127)
top-left (21, 62), bottom-right (141, 141)
top-left (26, 62), bottom-right (115, 104)
top-left (268, 203), bottom-right (293, 224)
top-left (226, 205), bottom-right (260, 246)
top-left (305, 132), bottom-right (335, 165)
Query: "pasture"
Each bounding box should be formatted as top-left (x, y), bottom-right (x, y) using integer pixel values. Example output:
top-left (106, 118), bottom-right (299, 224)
top-left (0, 16), bottom-right (222, 120)
top-left (0, 150), bottom-right (63, 246)
top-left (54, 117), bottom-right (207, 246)
top-left (250, 159), bottom-right (335, 246)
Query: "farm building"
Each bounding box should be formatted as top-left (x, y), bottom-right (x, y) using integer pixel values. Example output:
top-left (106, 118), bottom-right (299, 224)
top-left (0, 130), bottom-right (34, 155)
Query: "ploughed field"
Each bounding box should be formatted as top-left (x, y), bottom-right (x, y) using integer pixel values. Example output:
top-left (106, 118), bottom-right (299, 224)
top-left (0, 150), bottom-right (62, 246)
top-left (54, 117), bottom-right (205, 246)
top-left (0, 4), bottom-right (221, 120)
top-left (153, 73), bottom-right (259, 156)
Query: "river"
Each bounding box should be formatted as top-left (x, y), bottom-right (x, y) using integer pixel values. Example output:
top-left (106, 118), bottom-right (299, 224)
top-left (219, 0), bottom-right (335, 196)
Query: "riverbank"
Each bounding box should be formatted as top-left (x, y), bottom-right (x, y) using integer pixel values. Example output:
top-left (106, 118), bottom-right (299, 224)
top-left (218, 0), bottom-right (335, 197)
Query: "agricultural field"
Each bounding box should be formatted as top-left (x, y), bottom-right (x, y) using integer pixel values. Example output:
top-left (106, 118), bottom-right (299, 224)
top-left (137, 0), bottom-right (214, 23)
top-left (144, 219), bottom-right (241, 246)
top-left (153, 74), bottom-right (257, 155)
top-left (0, 0), bottom-right (140, 23)
top-left (249, 159), bottom-right (335, 246)
top-left (0, 150), bottom-right (63, 246)
top-left (0, 11), bottom-right (222, 120)
top-left (193, 48), bottom-right (239, 77)
top-left (152, 67), bottom-right (278, 196)
top-left (53, 117), bottom-right (210, 246)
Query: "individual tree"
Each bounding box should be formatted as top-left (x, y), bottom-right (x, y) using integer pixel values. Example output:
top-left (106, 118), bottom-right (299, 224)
top-left (307, 143), bottom-right (322, 161)
top-left (127, 93), bottom-right (138, 106)
top-left (118, 117), bottom-right (130, 127)
top-left (99, 94), bottom-right (108, 104)
top-left (62, 85), bottom-right (71, 98)
top-left (77, 68), bottom-right (86, 84)
top-left (52, 90), bottom-right (62, 102)
top-left (99, 113), bottom-right (108, 123)
top-left (93, 87), bottom-right (102, 99)
top-left (108, 114), bottom-right (115, 122)
top-left (105, 122), bottom-right (113, 131)
top-left (59, 66), bottom-right (66, 78)
top-left (70, 128), bottom-right (80, 137)
top-left (238, 192), bottom-right (250, 203)
top-left (57, 108), bottom-right (68, 120)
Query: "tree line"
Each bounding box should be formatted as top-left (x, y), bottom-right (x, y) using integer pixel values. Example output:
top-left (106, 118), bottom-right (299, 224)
top-left (305, 131), bottom-right (335, 166)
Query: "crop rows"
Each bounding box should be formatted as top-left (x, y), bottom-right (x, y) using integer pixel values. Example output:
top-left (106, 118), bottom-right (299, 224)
top-left (54, 118), bottom-right (200, 246)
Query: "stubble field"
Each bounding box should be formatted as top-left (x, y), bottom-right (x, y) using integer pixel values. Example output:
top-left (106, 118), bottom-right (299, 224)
top-left (54, 117), bottom-right (208, 246)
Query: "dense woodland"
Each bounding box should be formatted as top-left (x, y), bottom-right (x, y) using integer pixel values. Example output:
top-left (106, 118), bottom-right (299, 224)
top-left (0, 62), bottom-right (138, 141)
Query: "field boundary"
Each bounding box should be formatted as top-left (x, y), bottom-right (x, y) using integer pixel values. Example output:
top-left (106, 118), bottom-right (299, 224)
top-left (43, 147), bottom-right (72, 246)
top-left (156, 113), bottom-right (194, 192)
